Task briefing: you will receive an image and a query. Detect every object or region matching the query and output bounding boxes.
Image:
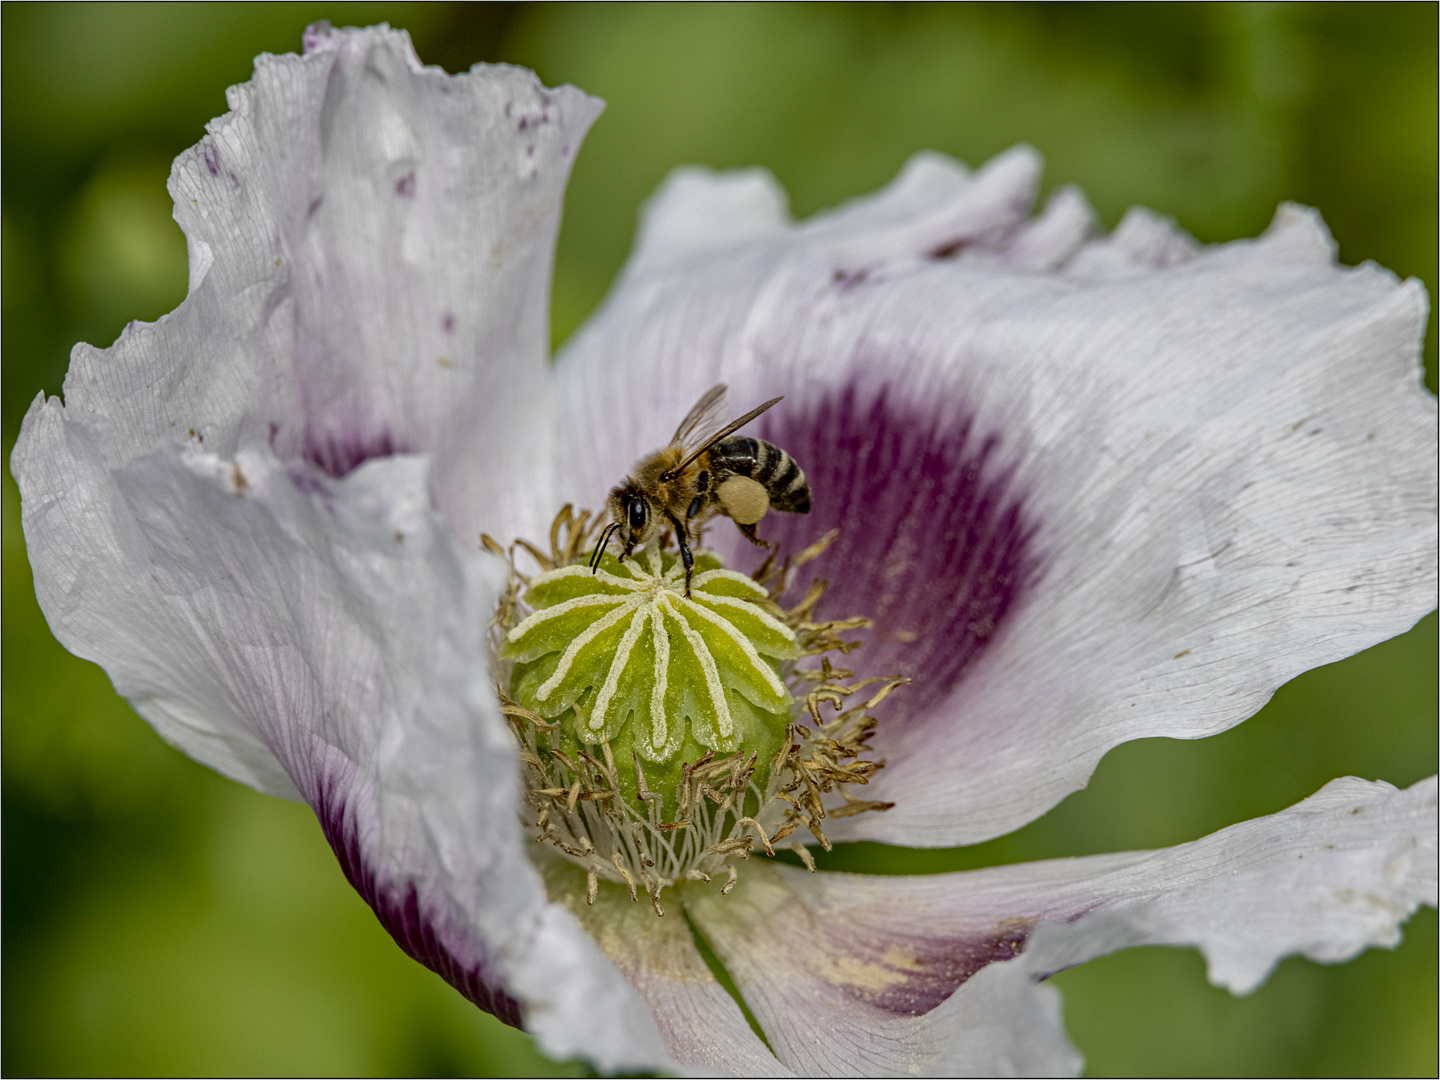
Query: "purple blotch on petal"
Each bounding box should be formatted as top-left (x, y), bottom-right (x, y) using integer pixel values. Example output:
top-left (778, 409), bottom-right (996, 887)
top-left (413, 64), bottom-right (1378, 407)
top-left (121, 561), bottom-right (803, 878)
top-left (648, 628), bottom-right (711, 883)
top-left (303, 423), bottom-right (406, 478)
top-left (203, 146), bottom-right (220, 177)
top-left (395, 171), bottom-right (416, 198)
top-left (830, 267), bottom-right (870, 291)
top-left (442, 311), bottom-right (456, 334)
top-left (285, 466), bottom-right (326, 496)
top-left (302, 21), bottom-right (337, 55)
top-left (838, 922), bottom-right (1029, 1015)
top-left (315, 780), bottom-right (523, 1027)
top-left (759, 386), bottom-right (1040, 719)
top-left (715, 875), bottom-right (1035, 1021)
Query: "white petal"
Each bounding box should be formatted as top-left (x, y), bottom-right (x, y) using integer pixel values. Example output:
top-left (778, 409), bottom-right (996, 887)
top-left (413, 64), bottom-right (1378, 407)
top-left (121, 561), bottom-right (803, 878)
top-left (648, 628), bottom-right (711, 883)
top-left (804, 147), bottom-right (1040, 267)
top-left (60, 25), bottom-right (599, 546)
top-left (1011, 775), bottom-right (1438, 994)
top-left (541, 861), bottom-right (793, 1077)
top-left (995, 185), bottom-right (1096, 272)
top-left (687, 775), bottom-right (1435, 1078)
top-left (554, 152), bottom-right (1437, 846)
top-left (505, 903), bottom-right (678, 1073)
top-left (11, 396), bottom-right (670, 1073)
top-left (1063, 204), bottom-right (1200, 280)
top-left (626, 166), bottom-right (793, 280)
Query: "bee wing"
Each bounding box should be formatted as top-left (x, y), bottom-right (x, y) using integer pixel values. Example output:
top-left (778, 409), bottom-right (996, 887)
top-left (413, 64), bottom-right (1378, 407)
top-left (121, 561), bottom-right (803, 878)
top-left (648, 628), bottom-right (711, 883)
top-left (667, 396), bottom-right (784, 476)
top-left (671, 383), bottom-right (729, 452)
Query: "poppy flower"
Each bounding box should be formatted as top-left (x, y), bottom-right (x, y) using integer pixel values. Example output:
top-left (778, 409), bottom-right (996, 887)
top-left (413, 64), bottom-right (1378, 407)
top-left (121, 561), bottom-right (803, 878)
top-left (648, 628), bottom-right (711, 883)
top-left (13, 25), bottom-right (1435, 1076)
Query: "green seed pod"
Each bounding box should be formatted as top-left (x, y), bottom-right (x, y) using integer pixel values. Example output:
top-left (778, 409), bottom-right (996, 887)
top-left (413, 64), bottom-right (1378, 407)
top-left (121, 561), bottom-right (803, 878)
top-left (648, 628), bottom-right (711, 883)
top-left (503, 543), bottom-right (796, 815)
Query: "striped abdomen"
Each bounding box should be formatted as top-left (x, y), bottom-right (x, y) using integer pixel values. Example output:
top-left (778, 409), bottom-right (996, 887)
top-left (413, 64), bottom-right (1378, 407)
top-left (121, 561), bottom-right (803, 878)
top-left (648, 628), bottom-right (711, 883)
top-left (708, 436), bottom-right (811, 514)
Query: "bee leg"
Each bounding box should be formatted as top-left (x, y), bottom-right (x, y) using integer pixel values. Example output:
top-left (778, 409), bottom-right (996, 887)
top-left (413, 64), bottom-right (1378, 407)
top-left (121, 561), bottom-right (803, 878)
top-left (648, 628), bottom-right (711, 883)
top-left (736, 521), bottom-right (771, 549)
top-left (668, 514), bottom-right (695, 596)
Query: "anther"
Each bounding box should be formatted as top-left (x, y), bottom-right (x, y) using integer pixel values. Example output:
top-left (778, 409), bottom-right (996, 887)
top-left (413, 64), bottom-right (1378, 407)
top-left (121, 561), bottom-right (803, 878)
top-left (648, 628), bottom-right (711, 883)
top-left (788, 841), bottom-right (816, 873)
top-left (737, 817), bottom-right (774, 856)
top-left (612, 852), bottom-right (638, 902)
top-left (704, 837), bottom-right (753, 859)
top-left (632, 751), bottom-right (658, 804)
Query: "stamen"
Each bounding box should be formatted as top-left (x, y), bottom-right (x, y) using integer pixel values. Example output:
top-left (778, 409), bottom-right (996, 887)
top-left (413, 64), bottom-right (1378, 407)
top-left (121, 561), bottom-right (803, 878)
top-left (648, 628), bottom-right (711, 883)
top-left (788, 841), bottom-right (817, 873)
top-left (612, 852), bottom-right (638, 902)
top-left (632, 751), bottom-right (658, 804)
top-left (737, 816), bottom-right (774, 856)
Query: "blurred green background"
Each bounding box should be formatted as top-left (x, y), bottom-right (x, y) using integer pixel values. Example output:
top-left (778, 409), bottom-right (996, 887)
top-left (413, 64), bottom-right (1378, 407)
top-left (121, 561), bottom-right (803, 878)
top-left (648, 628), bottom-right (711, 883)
top-left (3, 3), bottom-right (1435, 1076)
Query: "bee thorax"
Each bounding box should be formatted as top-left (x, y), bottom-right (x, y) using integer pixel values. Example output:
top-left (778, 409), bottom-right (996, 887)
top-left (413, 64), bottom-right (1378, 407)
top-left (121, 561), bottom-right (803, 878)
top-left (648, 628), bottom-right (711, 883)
top-left (716, 475), bottom-right (770, 525)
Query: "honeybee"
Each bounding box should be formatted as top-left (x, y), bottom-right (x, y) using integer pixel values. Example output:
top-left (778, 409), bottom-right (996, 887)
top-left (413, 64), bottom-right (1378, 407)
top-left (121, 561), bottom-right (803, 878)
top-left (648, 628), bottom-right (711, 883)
top-left (590, 384), bottom-right (811, 594)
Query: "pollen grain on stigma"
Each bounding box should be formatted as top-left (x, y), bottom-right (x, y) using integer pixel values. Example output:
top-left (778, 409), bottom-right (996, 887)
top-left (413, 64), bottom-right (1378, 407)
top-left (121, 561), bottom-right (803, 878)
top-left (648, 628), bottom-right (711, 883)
top-left (483, 506), bottom-right (907, 915)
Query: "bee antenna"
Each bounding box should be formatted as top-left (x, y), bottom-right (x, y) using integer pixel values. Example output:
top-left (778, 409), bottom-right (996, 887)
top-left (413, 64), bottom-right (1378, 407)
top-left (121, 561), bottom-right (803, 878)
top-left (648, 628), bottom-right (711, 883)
top-left (590, 522), bottom-right (618, 574)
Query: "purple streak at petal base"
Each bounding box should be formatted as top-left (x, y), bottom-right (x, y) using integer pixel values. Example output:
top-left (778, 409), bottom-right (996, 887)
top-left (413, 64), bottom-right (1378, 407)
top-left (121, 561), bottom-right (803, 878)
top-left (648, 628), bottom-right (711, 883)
top-left (303, 425), bottom-right (408, 479)
top-left (759, 387), bottom-right (1040, 719)
top-left (839, 923), bottom-right (1029, 1016)
top-left (729, 876), bottom-right (1033, 1019)
top-left (315, 781), bottom-right (524, 1028)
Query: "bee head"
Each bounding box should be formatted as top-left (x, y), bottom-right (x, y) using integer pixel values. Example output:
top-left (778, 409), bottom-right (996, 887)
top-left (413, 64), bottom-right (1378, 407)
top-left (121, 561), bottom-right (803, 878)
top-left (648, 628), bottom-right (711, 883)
top-left (606, 483), bottom-right (654, 549)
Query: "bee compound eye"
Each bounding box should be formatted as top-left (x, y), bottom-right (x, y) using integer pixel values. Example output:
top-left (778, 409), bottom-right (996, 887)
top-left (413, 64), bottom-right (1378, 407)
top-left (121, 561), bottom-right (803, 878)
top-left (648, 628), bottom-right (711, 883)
top-left (628, 496), bottom-right (648, 533)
